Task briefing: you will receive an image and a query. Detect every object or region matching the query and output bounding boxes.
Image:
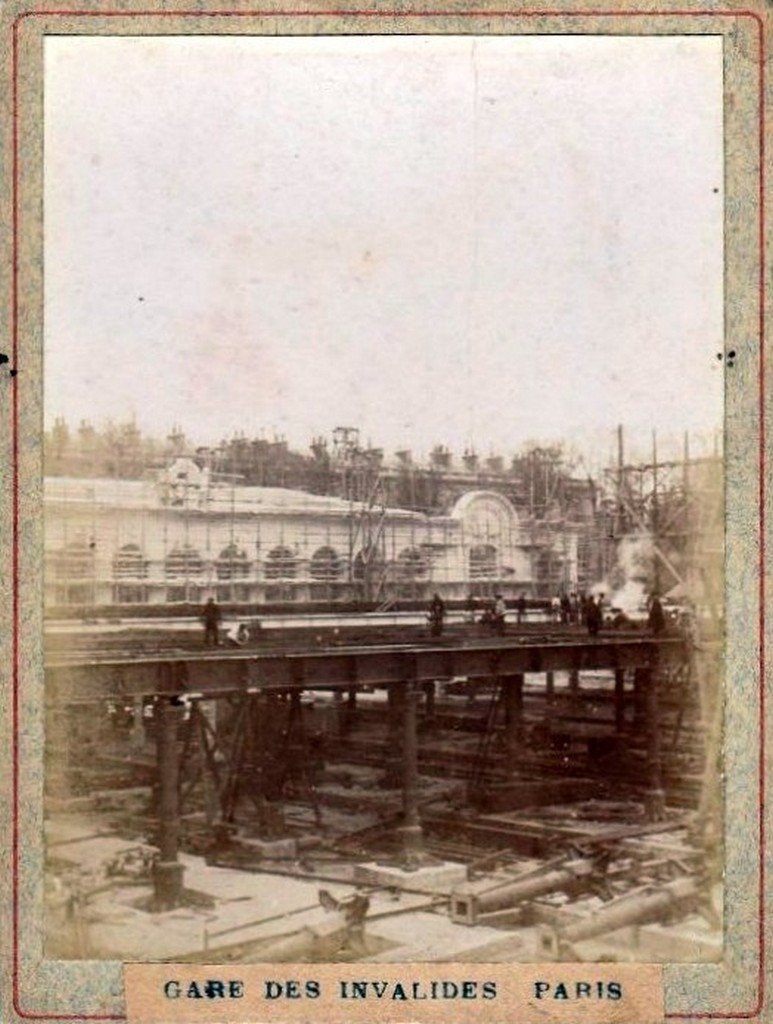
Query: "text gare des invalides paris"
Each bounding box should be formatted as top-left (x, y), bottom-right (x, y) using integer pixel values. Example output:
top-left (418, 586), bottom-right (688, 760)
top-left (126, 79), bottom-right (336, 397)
top-left (161, 977), bottom-right (626, 1002)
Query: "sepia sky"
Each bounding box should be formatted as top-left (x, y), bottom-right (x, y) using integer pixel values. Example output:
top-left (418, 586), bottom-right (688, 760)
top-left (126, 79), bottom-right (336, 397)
top-left (44, 34), bottom-right (724, 465)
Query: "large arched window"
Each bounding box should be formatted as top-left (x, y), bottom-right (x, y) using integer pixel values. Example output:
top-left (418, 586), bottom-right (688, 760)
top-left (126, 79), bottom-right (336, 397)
top-left (53, 540), bottom-right (95, 580)
top-left (112, 543), bottom-right (148, 580)
top-left (396, 547), bottom-right (429, 580)
top-left (51, 540), bottom-right (96, 605)
top-left (164, 544), bottom-right (204, 578)
top-left (164, 544), bottom-right (204, 603)
top-left (310, 546), bottom-right (342, 581)
top-left (215, 543), bottom-right (250, 581)
top-left (309, 546), bottom-right (344, 602)
top-left (264, 545), bottom-right (297, 580)
top-left (469, 544), bottom-right (498, 579)
top-left (112, 543), bottom-right (148, 604)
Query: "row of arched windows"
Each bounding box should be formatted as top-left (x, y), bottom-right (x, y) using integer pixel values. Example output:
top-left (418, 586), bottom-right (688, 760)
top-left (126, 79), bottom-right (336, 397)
top-left (106, 544), bottom-right (433, 580)
top-left (52, 541), bottom-right (501, 582)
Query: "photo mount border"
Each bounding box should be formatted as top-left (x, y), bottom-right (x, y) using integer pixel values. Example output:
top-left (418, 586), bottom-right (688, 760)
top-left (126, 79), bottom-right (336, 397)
top-left (8, 7), bottom-right (766, 1020)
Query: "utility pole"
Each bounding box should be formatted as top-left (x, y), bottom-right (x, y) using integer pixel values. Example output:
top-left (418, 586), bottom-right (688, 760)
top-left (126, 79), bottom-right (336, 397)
top-left (616, 424), bottom-right (624, 539)
top-left (683, 431), bottom-right (691, 595)
top-left (652, 430), bottom-right (660, 594)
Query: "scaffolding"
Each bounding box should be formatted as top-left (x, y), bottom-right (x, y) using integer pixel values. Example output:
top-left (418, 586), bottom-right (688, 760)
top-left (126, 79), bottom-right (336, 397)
top-left (603, 426), bottom-right (723, 602)
top-left (42, 426), bottom-right (723, 615)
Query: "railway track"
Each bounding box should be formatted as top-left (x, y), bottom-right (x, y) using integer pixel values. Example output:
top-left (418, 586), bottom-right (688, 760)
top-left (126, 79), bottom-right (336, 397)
top-left (45, 627), bottom-right (679, 668)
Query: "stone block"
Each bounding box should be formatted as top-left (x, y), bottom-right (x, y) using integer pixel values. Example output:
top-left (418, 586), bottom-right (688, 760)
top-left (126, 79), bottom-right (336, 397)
top-left (238, 836), bottom-right (297, 859)
top-left (354, 860), bottom-right (467, 894)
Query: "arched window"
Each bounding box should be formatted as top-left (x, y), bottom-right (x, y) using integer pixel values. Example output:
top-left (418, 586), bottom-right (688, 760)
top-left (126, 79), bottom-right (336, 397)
top-left (112, 543), bottom-right (148, 580)
top-left (112, 543), bottom-right (148, 604)
top-left (51, 540), bottom-right (96, 605)
top-left (397, 547), bottom-right (429, 580)
top-left (310, 546), bottom-right (342, 581)
top-left (53, 540), bottom-right (95, 580)
top-left (216, 543), bottom-right (250, 581)
top-left (264, 545), bottom-right (297, 580)
top-left (164, 544), bottom-right (204, 578)
top-left (469, 544), bottom-right (498, 579)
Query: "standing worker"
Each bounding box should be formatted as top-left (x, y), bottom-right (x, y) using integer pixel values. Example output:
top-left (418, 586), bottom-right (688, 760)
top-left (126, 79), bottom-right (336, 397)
top-left (493, 593), bottom-right (507, 636)
top-left (586, 595), bottom-right (602, 637)
top-left (428, 592), bottom-right (446, 638)
top-left (648, 593), bottom-right (666, 635)
top-left (201, 596), bottom-right (222, 647)
top-left (516, 592), bottom-right (527, 626)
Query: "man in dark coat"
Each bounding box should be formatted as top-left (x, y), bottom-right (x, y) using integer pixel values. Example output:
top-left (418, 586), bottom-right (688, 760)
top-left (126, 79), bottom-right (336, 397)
top-left (648, 594), bottom-right (667, 635)
top-left (201, 597), bottom-right (222, 647)
top-left (428, 593), bottom-right (446, 637)
top-left (493, 594), bottom-right (507, 636)
top-left (586, 595), bottom-right (602, 637)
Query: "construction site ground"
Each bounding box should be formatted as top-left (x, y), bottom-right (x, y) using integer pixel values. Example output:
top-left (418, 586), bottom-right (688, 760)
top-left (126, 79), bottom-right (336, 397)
top-left (44, 622), bottom-right (722, 965)
top-left (45, 804), bottom-right (721, 964)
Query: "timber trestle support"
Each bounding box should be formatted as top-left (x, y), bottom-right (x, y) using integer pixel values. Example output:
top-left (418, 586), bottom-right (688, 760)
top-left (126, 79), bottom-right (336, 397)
top-left (45, 635), bottom-right (698, 904)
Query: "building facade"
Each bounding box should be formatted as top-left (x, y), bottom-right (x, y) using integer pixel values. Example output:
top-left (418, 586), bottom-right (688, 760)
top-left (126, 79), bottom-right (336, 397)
top-left (44, 458), bottom-right (579, 611)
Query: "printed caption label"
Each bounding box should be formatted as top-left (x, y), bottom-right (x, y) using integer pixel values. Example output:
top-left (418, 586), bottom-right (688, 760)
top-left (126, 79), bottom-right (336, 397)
top-left (125, 962), bottom-right (664, 1024)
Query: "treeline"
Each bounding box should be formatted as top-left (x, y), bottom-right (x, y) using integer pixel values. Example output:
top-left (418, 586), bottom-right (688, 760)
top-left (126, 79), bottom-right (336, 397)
top-left (44, 418), bottom-right (586, 520)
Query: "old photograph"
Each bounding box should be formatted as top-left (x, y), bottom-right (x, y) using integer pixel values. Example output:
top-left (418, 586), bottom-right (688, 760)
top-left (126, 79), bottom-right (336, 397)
top-left (43, 33), bottom-right (724, 964)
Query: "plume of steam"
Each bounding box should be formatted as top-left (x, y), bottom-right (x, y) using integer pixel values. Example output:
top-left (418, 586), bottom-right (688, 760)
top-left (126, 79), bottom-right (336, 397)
top-left (594, 533), bottom-right (654, 615)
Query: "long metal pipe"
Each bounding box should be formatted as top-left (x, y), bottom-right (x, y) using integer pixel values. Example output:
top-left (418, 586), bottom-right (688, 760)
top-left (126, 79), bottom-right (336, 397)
top-left (476, 861), bottom-right (593, 914)
top-left (547, 876), bottom-right (698, 955)
top-left (231, 915), bottom-right (352, 962)
top-left (451, 858), bottom-right (594, 923)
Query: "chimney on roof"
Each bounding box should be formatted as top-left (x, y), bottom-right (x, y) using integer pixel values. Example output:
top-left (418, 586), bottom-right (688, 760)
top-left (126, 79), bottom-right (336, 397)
top-left (462, 448), bottom-right (479, 472)
top-left (430, 445), bottom-right (452, 470)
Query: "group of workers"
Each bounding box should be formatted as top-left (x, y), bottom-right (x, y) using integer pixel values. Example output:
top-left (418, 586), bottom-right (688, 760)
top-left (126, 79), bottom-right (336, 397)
top-left (200, 588), bottom-right (672, 647)
top-left (432, 590), bottom-right (669, 639)
top-left (429, 592), bottom-right (508, 638)
top-left (549, 590), bottom-right (667, 636)
top-left (546, 590), bottom-right (602, 628)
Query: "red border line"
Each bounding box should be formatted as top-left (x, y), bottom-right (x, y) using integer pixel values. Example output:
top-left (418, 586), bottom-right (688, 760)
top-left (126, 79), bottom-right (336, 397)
top-left (7, 6), bottom-right (769, 14)
top-left (10, 8), bottom-right (766, 1021)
